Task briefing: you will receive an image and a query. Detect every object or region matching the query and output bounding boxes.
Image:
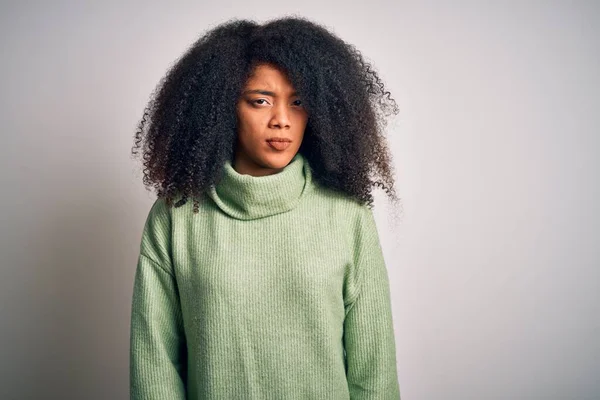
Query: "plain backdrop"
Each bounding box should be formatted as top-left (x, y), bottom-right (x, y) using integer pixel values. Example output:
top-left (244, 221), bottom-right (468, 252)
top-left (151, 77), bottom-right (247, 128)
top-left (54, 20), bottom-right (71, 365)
top-left (1, 1), bottom-right (599, 399)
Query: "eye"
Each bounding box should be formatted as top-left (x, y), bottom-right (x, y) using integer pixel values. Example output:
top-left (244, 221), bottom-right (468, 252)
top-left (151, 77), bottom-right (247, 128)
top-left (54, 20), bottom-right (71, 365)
top-left (293, 99), bottom-right (304, 107)
top-left (251, 99), bottom-right (270, 106)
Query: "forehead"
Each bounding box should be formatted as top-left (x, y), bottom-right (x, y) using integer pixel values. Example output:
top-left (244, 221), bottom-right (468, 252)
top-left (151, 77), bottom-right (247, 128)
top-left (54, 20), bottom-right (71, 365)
top-left (243, 63), bottom-right (296, 92)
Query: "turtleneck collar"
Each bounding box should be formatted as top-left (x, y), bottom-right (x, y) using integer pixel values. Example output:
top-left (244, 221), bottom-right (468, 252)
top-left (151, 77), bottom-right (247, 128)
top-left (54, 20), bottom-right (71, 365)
top-left (206, 152), bottom-right (313, 220)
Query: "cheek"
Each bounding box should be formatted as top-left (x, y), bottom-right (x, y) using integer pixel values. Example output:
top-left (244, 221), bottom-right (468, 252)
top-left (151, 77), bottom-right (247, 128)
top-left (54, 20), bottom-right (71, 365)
top-left (238, 109), bottom-right (266, 133)
top-left (236, 111), bottom-right (264, 149)
top-left (295, 109), bottom-right (309, 125)
top-left (294, 114), bottom-right (309, 136)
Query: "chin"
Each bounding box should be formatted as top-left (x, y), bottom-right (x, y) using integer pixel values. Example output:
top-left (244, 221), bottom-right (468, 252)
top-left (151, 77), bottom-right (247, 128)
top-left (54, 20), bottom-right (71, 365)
top-left (258, 151), bottom-right (297, 169)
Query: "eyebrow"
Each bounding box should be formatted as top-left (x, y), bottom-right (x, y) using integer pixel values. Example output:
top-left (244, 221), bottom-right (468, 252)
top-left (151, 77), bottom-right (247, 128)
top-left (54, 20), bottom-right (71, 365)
top-left (242, 89), bottom-right (298, 97)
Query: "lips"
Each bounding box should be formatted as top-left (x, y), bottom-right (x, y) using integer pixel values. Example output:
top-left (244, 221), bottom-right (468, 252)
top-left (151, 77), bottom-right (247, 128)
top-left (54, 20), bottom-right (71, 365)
top-left (266, 138), bottom-right (292, 151)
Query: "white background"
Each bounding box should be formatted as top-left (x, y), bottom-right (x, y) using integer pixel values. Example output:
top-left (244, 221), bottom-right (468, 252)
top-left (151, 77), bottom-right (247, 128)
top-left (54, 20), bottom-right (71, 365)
top-left (1, 1), bottom-right (598, 399)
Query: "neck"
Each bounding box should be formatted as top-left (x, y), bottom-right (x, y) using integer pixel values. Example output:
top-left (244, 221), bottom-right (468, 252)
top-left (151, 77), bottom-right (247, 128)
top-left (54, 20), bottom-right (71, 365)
top-left (206, 152), bottom-right (313, 220)
top-left (231, 151), bottom-right (285, 177)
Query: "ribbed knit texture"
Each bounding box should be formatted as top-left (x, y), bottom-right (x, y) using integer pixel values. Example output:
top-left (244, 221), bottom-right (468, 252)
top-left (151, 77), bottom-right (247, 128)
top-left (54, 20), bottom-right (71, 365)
top-left (130, 152), bottom-right (401, 399)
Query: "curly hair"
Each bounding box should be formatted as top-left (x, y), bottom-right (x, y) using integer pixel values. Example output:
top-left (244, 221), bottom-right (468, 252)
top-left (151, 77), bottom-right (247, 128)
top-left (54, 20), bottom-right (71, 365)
top-left (131, 15), bottom-right (400, 213)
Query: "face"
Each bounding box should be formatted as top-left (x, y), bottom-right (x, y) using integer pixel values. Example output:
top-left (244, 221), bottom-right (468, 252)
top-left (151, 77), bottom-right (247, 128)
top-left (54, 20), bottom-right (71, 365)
top-left (233, 63), bottom-right (308, 176)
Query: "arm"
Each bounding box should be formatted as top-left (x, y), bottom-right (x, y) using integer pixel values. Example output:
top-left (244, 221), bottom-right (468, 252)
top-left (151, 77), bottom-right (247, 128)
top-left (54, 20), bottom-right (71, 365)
top-left (130, 200), bottom-right (187, 399)
top-left (344, 206), bottom-right (401, 399)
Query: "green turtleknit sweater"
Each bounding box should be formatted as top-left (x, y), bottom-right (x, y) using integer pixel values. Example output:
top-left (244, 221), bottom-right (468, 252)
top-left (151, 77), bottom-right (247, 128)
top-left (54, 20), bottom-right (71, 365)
top-left (129, 152), bottom-right (401, 399)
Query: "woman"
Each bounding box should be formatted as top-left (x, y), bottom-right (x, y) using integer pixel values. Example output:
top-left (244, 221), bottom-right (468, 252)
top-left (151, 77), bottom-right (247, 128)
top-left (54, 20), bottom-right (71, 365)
top-left (130, 15), bottom-right (401, 399)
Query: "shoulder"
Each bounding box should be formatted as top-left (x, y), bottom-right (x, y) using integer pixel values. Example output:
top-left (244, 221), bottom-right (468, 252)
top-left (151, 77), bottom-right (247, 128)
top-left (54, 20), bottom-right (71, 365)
top-left (144, 197), bottom-right (172, 231)
top-left (139, 197), bottom-right (173, 265)
top-left (144, 194), bottom-right (202, 224)
top-left (308, 183), bottom-right (377, 237)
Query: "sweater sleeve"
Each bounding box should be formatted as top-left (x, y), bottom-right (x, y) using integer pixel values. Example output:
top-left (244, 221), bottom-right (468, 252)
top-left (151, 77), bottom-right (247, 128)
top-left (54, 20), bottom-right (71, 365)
top-left (343, 205), bottom-right (401, 399)
top-left (130, 199), bottom-right (187, 399)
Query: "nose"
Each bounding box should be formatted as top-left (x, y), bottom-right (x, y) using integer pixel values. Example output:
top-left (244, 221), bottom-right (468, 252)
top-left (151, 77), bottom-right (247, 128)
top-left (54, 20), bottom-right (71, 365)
top-left (268, 103), bottom-right (291, 129)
